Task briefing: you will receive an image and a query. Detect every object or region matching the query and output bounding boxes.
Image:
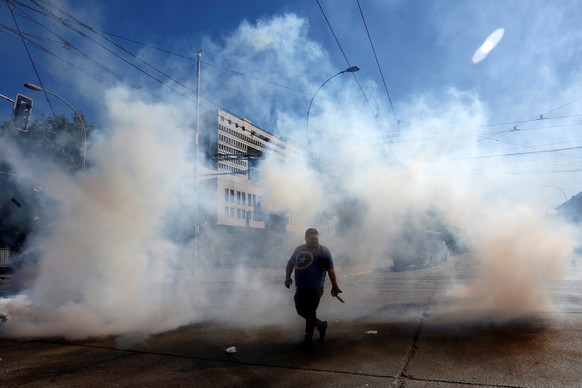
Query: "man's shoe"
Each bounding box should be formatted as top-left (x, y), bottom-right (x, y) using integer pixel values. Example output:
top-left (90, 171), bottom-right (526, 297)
top-left (318, 321), bottom-right (328, 341)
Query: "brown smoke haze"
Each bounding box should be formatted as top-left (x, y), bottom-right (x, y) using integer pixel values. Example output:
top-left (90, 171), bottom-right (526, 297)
top-left (455, 207), bottom-right (573, 319)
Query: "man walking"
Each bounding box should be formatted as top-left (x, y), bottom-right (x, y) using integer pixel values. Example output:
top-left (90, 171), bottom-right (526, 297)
top-left (285, 228), bottom-right (342, 348)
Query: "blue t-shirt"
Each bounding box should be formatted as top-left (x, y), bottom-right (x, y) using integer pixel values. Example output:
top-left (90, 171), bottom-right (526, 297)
top-left (288, 244), bottom-right (334, 288)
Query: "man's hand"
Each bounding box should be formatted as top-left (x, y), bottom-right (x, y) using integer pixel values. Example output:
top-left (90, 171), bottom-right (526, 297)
top-left (327, 268), bottom-right (342, 297)
top-left (285, 277), bottom-right (293, 289)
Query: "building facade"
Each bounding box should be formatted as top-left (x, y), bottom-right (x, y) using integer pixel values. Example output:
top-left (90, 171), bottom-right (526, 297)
top-left (198, 108), bottom-right (294, 240)
top-left (194, 108), bottom-right (295, 264)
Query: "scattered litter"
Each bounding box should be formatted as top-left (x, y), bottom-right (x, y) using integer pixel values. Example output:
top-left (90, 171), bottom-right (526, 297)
top-left (225, 346), bottom-right (238, 354)
top-left (365, 330), bottom-right (378, 335)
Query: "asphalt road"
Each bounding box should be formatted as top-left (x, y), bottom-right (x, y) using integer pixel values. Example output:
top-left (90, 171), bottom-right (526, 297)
top-left (2, 254), bottom-right (582, 387)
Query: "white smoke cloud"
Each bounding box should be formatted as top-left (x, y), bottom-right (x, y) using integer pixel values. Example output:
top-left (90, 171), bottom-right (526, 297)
top-left (1, 4), bottom-right (581, 339)
top-left (1, 87), bottom-right (202, 338)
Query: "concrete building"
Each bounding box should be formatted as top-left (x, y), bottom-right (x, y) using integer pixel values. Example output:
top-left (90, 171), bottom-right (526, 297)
top-left (196, 108), bottom-right (295, 263)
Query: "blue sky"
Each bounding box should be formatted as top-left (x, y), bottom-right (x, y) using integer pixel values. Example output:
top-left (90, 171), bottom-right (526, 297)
top-left (2, 0), bottom-right (582, 207)
top-left (2, 1), bottom-right (576, 123)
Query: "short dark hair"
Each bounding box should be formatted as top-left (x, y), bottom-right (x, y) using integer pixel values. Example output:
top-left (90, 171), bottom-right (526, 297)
top-left (305, 228), bottom-right (319, 237)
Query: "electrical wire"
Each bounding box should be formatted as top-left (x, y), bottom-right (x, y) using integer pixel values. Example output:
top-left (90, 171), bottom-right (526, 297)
top-left (314, 0), bottom-right (379, 124)
top-left (5, 0), bottom-right (582, 170)
top-left (446, 145), bottom-right (582, 161)
top-left (489, 96), bottom-right (582, 136)
top-left (10, 0), bottom-right (196, 105)
top-left (51, 4), bottom-right (372, 119)
top-left (42, 1), bottom-right (193, 94)
top-left (356, 0), bottom-right (399, 128)
top-left (12, 1), bottom-right (577, 140)
top-left (10, 0), bottom-right (242, 115)
top-left (5, 5), bottom-right (165, 102)
top-left (95, 26), bottom-right (370, 103)
top-left (12, 9), bottom-right (129, 85)
top-left (6, 0), bottom-right (55, 114)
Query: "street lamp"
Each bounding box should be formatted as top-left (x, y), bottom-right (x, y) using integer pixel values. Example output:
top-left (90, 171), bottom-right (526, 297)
top-left (23, 83), bottom-right (87, 171)
top-left (541, 186), bottom-right (568, 204)
top-left (306, 65), bottom-right (360, 144)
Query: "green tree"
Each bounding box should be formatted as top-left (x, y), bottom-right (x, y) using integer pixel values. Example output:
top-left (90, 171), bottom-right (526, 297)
top-left (1, 113), bottom-right (93, 173)
top-left (0, 113), bottom-right (94, 252)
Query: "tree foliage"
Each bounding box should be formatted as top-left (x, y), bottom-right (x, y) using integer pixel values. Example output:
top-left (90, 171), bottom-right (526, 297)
top-left (1, 113), bottom-right (93, 173)
top-left (0, 113), bottom-right (95, 251)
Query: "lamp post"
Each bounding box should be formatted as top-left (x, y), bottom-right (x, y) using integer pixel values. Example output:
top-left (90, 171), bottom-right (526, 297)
top-left (194, 49), bottom-right (202, 264)
top-left (541, 186), bottom-right (568, 204)
top-left (23, 83), bottom-right (87, 171)
top-left (306, 65), bottom-right (360, 144)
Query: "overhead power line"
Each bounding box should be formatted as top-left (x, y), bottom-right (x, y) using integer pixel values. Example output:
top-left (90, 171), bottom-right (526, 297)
top-left (4, 0), bottom-right (220, 111)
top-left (356, 0), bottom-right (399, 128)
top-left (7, 0), bottom-right (55, 114)
top-left (490, 96), bottom-right (582, 136)
top-left (5, 0), bottom-right (309, 118)
top-left (314, 0), bottom-right (379, 123)
top-left (92, 27), bottom-right (317, 99)
top-left (5, 0), bottom-right (582, 156)
top-left (446, 145), bottom-right (582, 161)
top-left (28, 0), bottom-right (194, 100)
top-left (6, 2), bottom-right (164, 102)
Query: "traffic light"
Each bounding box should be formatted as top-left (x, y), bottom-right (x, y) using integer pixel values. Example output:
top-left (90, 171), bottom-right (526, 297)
top-left (11, 94), bottom-right (33, 132)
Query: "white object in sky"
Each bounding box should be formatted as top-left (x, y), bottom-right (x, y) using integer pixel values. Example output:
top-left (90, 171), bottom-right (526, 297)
top-left (472, 28), bottom-right (505, 64)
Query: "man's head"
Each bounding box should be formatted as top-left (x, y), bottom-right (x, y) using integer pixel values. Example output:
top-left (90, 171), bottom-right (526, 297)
top-left (304, 228), bottom-right (319, 248)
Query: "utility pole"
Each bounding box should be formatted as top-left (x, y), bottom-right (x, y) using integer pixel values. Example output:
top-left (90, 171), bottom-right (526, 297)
top-left (194, 49), bottom-right (201, 264)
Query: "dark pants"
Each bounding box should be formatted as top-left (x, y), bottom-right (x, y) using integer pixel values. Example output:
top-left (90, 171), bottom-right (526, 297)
top-left (294, 287), bottom-right (324, 340)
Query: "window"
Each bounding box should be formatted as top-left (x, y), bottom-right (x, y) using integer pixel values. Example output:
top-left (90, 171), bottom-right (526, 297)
top-left (224, 189), bottom-right (229, 203)
top-left (229, 207), bottom-right (235, 218)
top-left (224, 207), bottom-right (229, 218)
top-left (230, 189), bottom-right (235, 204)
top-left (237, 209), bottom-right (241, 219)
top-left (237, 191), bottom-right (241, 205)
top-left (242, 192), bottom-right (246, 206)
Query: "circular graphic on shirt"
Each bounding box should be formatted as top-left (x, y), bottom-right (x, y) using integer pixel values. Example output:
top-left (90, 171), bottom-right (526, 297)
top-left (295, 251), bottom-right (314, 271)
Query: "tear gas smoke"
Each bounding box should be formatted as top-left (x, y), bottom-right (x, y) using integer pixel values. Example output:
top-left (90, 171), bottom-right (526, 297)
top-left (455, 206), bottom-right (573, 319)
top-left (1, 88), bottom-right (203, 338)
top-left (1, 9), bottom-right (580, 339)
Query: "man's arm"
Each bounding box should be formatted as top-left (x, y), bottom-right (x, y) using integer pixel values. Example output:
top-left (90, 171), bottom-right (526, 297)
top-left (285, 257), bottom-right (294, 288)
top-left (327, 267), bottom-right (342, 296)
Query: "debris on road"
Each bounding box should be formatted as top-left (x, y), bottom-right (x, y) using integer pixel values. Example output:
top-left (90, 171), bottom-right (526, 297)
top-left (365, 330), bottom-right (378, 335)
top-left (225, 346), bottom-right (238, 354)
